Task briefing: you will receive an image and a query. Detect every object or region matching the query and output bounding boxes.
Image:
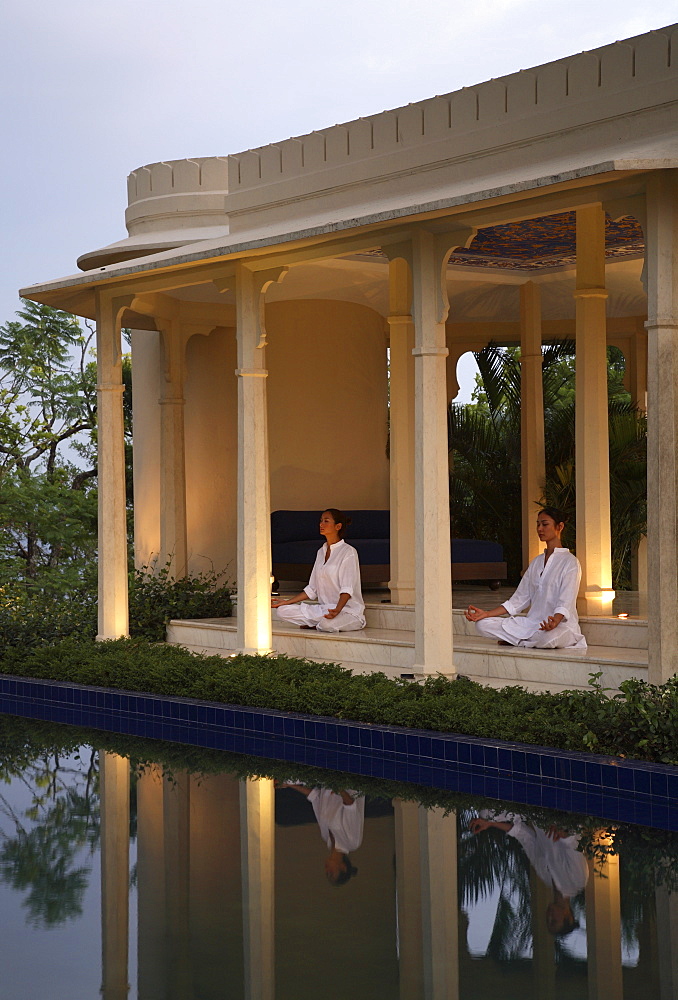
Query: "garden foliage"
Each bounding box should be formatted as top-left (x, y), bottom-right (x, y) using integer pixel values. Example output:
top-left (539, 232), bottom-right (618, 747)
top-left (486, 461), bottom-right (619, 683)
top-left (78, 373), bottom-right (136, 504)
top-left (0, 638), bottom-right (675, 766)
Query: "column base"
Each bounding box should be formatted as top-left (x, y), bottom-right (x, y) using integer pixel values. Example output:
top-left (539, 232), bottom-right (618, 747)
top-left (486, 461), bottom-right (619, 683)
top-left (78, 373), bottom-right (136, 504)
top-left (388, 584), bottom-right (415, 605)
top-left (96, 632), bottom-right (130, 642)
top-left (578, 589), bottom-right (616, 617)
top-left (411, 663), bottom-right (457, 678)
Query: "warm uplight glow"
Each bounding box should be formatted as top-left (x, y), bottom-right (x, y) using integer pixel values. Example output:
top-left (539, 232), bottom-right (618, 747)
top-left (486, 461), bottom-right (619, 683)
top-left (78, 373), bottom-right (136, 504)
top-left (617, 613), bottom-right (628, 619)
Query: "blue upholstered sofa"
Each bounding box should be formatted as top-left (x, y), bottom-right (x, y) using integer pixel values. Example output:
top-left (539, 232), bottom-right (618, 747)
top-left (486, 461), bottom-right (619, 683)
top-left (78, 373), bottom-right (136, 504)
top-left (271, 510), bottom-right (507, 590)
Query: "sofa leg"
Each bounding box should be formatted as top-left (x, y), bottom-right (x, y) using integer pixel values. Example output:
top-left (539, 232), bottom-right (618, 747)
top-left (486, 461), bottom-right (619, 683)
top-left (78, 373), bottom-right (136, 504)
top-left (489, 579), bottom-right (501, 591)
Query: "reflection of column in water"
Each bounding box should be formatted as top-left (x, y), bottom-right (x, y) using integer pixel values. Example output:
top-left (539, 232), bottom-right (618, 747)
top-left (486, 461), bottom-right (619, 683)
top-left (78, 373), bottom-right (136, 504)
top-left (585, 852), bottom-right (623, 1000)
top-left (163, 771), bottom-right (192, 1000)
top-left (189, 773), bottom-right (244, 998)
top-left (394, 800), bottom-right (425, 1000)
top-left (240, 778), bottom-right (275, 1000)
top-left (136, 764), bottom-right (166, 1000)
top-left (530, 869), bottom-right (555, 1000)
top-left (99, 751), bottom-right (130, 1000)
top-left (394, 801), bottom-right (459, 1000)
top-left (657, 886), bottom-right (678, 999)
top-left (420, 807), bottom-right (458, 1000)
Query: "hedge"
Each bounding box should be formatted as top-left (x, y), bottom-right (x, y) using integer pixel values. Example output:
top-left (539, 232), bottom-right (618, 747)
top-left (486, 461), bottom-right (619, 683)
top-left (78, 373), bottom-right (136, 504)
top-left (0, 638), bottom-right (676, 765)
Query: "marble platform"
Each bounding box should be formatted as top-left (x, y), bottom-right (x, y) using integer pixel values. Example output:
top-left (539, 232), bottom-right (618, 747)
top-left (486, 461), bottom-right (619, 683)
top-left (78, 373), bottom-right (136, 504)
top-left (167, 594), bottom-right (649, 693)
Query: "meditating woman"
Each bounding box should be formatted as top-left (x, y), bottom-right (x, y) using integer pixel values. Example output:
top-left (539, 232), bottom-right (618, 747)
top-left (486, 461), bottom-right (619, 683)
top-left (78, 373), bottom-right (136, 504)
top-left (271, 508), bottom-right (366, 632)
top-left (465, 507), bottom-right (586, 649)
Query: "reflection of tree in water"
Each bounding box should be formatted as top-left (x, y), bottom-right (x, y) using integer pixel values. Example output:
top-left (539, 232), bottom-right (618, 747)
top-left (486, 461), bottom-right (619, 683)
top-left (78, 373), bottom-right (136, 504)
top-left (457, 809), bottom-right (532, 961)
top-left (0, 748), bottom-right (100, 927)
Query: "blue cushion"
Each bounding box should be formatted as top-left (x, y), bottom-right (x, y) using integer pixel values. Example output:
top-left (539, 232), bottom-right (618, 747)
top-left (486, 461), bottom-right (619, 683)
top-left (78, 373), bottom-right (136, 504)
top-left (345, 510), bottom-right (390, 539)
top-left (452, 538), bottom-right (504, 562)
top-left (351, 538), bottom-right (390, 563)
top-left (271, 510), bottom-right (323, 544)
top-left (273, 540), bottom-right (324, 564)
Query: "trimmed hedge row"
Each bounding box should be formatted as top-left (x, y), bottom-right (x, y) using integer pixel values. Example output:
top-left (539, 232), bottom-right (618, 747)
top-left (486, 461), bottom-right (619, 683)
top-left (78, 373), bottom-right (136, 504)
top-left (0, 638), bottom-right (676, 765)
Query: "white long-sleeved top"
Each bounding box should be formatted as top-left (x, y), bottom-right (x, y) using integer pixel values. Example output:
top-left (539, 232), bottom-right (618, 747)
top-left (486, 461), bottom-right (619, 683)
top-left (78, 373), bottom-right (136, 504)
top-left (304, 539), bottom-right (365, 624)
top-left (507, 819), bottom-right (589, 896)
top-left (481, 811), bottom-right (589, 897)
top-left (500, 547), bottom-right (585, 647)
top-left (307, 788), bottom-right (365, 854)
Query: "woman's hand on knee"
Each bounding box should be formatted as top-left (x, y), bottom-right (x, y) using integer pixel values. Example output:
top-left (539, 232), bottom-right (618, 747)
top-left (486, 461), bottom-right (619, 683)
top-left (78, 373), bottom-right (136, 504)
top-left (539, 613), bottom-right (564, 631)
top-left (324, 608), bottom-right (340, 619)
top-left (465, 605), bottom-right (486, 622)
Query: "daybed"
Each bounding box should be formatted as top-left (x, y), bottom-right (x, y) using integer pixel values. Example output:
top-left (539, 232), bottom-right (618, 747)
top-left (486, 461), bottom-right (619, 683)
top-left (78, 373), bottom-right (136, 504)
top-left (271, 510), bottom-right (507, 590)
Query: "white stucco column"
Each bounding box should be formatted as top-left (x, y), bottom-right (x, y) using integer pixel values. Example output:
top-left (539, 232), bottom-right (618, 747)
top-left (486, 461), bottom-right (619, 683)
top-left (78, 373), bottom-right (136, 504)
top-left (585, 854), bottom-right (623, 1000)
top-left (520, 281), bottom-right (546, 570)
top-left (99, 752), bottom-right (130, 1000)
top-left (158, 320), bottom-right (189, 578)
top-left (234, 263), bottom-right (286, 655)
top-left (388, 257), bottom-right (416, 605)
top-left (240, 778), bottom-right (275, 1000)
top-left (411, 230), bottom-right (455, 675)
top-left (96, 291), bottom-right (132, 640)
top-left (645, 170), bottom-right (678, 683)
top-left (575, 205), bottom-right (615, 616)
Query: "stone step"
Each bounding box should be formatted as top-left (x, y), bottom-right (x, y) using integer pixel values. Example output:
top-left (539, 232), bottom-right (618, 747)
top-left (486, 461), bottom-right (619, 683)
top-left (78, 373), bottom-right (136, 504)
top-left (167, 616), bottom-right (648, 693)
top-left (363, 603), bottom-right (648, 649)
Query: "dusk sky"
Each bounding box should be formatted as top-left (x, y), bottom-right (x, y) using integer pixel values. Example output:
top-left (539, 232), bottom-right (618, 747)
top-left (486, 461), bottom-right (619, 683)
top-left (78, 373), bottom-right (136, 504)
top-left (2, 0), bottom-right (676, 397)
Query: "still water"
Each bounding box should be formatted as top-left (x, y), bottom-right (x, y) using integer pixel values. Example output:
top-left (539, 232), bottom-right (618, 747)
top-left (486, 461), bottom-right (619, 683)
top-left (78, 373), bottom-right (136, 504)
top-left (0, 716), bottom-right (676, 1000)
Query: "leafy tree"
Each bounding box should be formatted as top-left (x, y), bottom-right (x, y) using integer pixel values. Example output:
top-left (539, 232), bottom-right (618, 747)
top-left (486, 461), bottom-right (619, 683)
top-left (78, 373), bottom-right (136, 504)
top-left (0, 748), bottom-right (100, 927)
top-left (0, 300), bottom-right (132, 595)
top-left (449, 341), bottom-right (646, 587)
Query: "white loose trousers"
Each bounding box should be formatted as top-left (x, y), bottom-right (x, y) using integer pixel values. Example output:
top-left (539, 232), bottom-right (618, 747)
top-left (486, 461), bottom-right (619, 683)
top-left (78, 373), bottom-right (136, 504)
top-left (276, 538), bottom-right (366, 632)
top-left (474, 547), bottom-right (586, 649)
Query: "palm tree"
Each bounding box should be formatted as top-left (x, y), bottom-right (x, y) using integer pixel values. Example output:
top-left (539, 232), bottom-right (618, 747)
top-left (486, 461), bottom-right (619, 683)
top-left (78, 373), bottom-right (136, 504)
top-left (448, 341), bottom-right (646, 588)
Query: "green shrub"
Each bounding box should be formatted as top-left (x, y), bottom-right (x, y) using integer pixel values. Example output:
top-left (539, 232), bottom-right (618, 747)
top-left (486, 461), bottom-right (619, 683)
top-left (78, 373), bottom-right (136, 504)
top-left (128, 562), bottom-right (233, 641)
top-left (0, 586), bottom-right (97, 648)
top-left (0, 564), bottom-right (233, 650)
top-left (0, 638), bottom-right (676, 766)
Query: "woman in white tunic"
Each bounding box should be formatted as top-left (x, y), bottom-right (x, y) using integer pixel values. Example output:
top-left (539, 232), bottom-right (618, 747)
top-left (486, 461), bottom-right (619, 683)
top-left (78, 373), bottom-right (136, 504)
top-left (469, 811), bottom-right (588, 936)
top-left (465, 508), bottom-right (586, 649)
top-left (277, 783), bottom-right (364, 885)
top-left (272, 508), bottom-right (366, 632)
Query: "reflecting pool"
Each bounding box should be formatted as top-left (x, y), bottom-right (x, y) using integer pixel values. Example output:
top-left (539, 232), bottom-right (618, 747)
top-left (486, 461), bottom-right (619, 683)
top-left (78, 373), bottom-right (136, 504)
top-left (0, 715), bottom-right (676, 999)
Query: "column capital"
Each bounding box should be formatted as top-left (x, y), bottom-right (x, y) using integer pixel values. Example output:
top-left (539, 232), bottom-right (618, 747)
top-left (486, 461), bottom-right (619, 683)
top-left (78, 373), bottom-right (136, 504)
top-left (96, 383), bottom-right (126, 393)
top-left (573, 287), bottom-right (608, 300)
top-left (412, 346), bottom-right (449, 357)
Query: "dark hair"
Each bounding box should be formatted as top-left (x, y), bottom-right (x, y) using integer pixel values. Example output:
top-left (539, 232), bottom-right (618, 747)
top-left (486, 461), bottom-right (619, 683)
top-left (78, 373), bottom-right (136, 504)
top-left (547, 907), bottom-right (579, 937)
top-left (538, 507), bottom-right (568, 527)
top-left (322, 508), bottom-right (351, 539)
top-left (328, 854), bottom-right (358, 887)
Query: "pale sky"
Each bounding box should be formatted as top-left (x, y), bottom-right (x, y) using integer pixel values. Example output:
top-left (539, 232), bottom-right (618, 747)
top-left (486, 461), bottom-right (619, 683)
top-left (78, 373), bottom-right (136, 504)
top-left (2, 0), bottom-right (676, 398)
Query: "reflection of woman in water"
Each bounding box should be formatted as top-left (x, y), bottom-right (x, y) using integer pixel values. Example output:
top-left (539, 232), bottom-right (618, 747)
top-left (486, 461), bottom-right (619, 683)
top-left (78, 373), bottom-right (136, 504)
top-left (465, 508), bottom-right (586, 649)
top-left (278, 783), bottom-right (365, 885)
top-left (271, 509), bottom-right (366, 632)
top-left (469, 811), bottom-right (589, 936)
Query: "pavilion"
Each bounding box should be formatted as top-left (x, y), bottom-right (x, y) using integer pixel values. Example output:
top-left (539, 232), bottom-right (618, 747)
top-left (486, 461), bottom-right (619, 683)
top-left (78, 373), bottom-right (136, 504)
top-left (21, 23), bottom-right (678, 689)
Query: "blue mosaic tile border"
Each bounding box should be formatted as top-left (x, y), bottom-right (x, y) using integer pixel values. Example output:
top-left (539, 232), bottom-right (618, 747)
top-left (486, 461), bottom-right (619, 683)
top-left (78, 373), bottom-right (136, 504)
top-left (1, 673), bottom-right (676, 830)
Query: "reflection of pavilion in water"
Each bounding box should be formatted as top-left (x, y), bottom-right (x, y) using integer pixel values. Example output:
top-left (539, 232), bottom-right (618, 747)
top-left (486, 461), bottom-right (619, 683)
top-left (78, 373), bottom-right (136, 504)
top-left (100, 752), bottom-right (677, 1000)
